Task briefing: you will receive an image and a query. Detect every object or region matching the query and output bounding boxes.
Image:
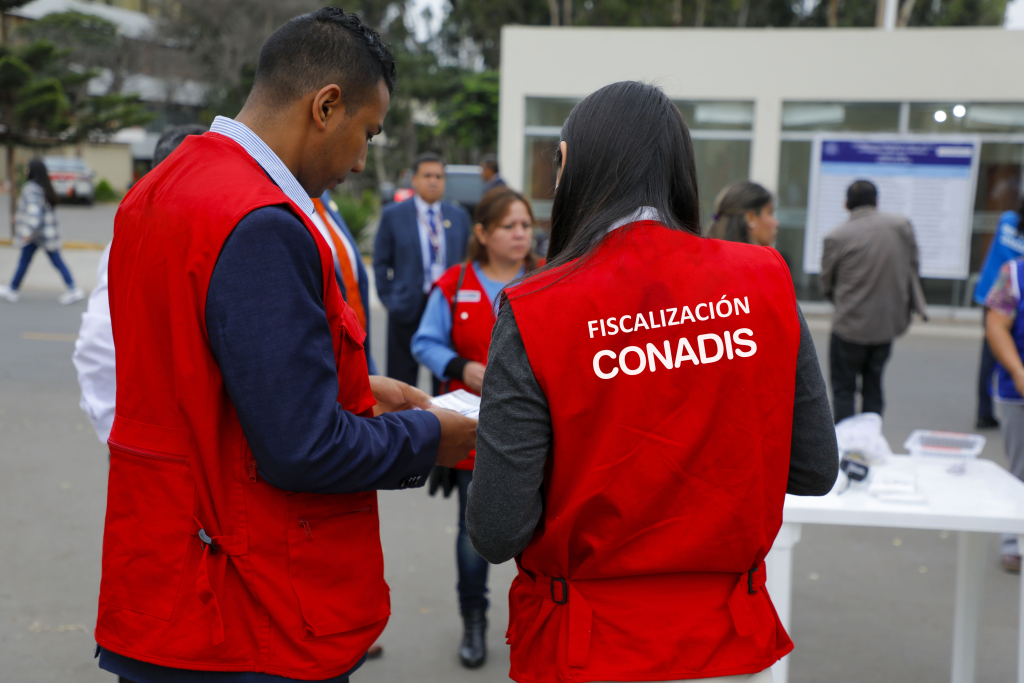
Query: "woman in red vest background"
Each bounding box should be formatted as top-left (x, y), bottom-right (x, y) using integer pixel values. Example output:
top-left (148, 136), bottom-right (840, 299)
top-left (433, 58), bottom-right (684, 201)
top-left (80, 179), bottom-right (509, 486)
top-left (411, 186), bottom-right (540, 668)
top-left (466, 81), bottom-right (839, 683)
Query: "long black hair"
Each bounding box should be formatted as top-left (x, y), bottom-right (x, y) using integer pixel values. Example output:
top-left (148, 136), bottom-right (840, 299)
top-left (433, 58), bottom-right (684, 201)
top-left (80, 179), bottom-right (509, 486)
top-left (27, 159), bottom-right (58, 208)
top-left (544, 81), bottom-right (701, 268)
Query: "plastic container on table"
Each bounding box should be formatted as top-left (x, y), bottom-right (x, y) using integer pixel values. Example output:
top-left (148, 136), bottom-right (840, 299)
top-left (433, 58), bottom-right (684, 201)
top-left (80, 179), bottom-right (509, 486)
top-left (903, 430), bottom-right (986, 475)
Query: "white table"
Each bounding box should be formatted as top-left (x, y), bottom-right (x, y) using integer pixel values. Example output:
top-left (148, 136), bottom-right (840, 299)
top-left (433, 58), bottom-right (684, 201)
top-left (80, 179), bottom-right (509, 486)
top-left (767, 455), bottom-right (1024, 683)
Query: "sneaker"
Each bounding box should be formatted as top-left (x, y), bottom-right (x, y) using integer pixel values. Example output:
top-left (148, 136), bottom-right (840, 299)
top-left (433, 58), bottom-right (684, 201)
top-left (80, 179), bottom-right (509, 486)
top-left (58, 287), bottom-right (85, 305)
top-left (1002, 553), bottom-right (1021, 573)
top-left (0, 285), bottom-right (17, 303)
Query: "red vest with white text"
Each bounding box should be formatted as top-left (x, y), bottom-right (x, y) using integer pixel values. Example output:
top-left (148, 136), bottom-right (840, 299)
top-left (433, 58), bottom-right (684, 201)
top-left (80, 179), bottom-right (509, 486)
top-left (96, 133), bottom-right (387, 678)
top-left (434, 263), bottom-right (496, 470)
top-left (504, 222), bottom-right (799, 682)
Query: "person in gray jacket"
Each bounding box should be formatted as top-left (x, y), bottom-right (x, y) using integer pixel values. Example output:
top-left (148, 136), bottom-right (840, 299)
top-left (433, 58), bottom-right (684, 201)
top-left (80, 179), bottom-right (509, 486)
top-left (820, 180), bottom-right (928, 423)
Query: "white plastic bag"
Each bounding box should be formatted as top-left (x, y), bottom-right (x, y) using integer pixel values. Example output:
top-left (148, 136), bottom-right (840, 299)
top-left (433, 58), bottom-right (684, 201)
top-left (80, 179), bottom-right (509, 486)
top-left (834, 412), bottom-right (893, 464)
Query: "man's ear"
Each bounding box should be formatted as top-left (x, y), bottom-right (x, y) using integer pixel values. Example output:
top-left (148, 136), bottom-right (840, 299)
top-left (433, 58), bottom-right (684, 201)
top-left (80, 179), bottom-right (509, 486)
top-left (311, 84), bottom-right (344, 131)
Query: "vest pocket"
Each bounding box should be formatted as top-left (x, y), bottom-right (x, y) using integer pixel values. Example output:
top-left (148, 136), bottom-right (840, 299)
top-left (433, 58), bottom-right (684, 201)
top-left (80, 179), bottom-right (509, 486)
top-left (101, 440), bottom-right (195, 620)
top-left (286, 492), bottom-right (390, 638)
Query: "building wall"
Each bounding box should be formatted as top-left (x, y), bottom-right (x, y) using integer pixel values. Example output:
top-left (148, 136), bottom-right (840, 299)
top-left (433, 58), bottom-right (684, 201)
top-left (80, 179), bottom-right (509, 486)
top-left (0, 143), bottom-right (133, 192)
top-left (498, 26), bottom-right (1024, 306)
top-left (500, 26), bottom-right (1024, 194)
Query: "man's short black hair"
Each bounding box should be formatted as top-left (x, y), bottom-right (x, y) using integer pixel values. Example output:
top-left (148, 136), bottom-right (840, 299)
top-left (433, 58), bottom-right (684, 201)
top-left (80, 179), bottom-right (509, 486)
top-left (480, 154), bottom-right (498, 174)
top-left (154, 125), bottom-right (207, 166)
top-left (847, 180), bottom-right (878, 210)
top-left (413, 152), bottom-right (445, 175)
top-left (253, 8), bottom-right (396, 111)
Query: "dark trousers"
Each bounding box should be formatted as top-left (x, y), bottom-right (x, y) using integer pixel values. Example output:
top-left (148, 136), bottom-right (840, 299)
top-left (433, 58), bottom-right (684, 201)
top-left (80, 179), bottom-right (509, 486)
top-left (978, 313), bottom-right (997, 421)
top-left (11, 243), bottom-right (74, 290)
top-left (829, 332), bottom-right (892, 423)
top-left (386, 296), bottom-right (428, 386)
top-left (455, 469), bottom-right (489, 614)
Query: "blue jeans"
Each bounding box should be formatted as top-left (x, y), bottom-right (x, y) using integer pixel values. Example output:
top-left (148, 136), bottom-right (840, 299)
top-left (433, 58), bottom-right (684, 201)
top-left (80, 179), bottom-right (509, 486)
top-left (455, 469), bottom-right (489, 613)
top-left (10, 243), bottom-right (74, 290)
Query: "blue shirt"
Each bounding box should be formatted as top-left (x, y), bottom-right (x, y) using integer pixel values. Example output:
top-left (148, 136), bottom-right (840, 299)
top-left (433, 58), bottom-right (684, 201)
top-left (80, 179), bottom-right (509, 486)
top-left (100, 119), bottom-right (439, 683)
top-left (974, 211), bottom-right (1024, 305)
top-left (411, 262), bottom-right (521, 380)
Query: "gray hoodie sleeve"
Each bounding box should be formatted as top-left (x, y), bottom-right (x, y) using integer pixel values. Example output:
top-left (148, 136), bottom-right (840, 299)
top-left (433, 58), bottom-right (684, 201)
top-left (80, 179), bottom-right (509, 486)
top-left (466, 305), bottom-right (838, 565)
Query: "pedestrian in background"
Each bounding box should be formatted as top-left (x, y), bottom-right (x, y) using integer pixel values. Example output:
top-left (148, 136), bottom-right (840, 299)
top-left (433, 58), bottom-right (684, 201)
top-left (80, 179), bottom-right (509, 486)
top-left (820, 179), bottom-right (928, 423)
top-left (0, 159), bottom-right (84, 304)
top-left (973, 197), bottom-right (1024, 429)
top-left (412, 186), bottom-right (540, 669)
top-left (705, 180), bottom-right (778, 246)
top-left (983, 256), bottom-right (1024, 572)
top-left (311, 191), bottom-right (378, 374)
top-left (479, 154), bottom-right (504, 192)
top-left (374, 153), bottom-right (470, 391)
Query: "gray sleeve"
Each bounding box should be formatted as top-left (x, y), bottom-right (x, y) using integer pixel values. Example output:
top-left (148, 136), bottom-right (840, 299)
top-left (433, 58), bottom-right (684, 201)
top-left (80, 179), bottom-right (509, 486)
top-left (788, 308), bottom-right (840, 495)
top-left (465, 305), bottom-right (551, 565)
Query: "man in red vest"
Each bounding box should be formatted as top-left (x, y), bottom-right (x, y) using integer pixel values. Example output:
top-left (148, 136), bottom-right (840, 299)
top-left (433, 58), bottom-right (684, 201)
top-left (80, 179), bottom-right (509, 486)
top-left (96, 9), bottom-right (476, 683)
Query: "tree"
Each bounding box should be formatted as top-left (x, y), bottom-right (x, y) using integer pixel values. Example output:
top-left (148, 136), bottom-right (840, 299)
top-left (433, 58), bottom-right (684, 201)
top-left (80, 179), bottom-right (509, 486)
top-left (0, 39), bottom-right (150, 234)
top-left (0, 0), bottom-right (32, 43)
top-left (16, 11), bottom-right (147, 93)
top-left (799, 0), bottom-right (1006, 26)
top-left (436, 70), bottom-right (499, 155)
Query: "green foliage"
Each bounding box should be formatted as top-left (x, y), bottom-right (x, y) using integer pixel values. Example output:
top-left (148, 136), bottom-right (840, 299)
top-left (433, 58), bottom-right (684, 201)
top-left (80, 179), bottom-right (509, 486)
top-left (93, 178), bottom-right (119, 203)
top-left (330, 189), bottom-right (380, 253)
top-left (437, 71), bottom-right (499, 152)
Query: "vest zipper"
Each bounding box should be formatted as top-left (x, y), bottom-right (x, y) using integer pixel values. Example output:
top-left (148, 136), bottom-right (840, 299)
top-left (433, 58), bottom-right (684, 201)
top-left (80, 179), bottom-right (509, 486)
top-left (297, 506), bottom-right (373, 541)
top-left (107, 438), bottom-right (185, 464)
top-left (248, 459), bottom-right (257, 483)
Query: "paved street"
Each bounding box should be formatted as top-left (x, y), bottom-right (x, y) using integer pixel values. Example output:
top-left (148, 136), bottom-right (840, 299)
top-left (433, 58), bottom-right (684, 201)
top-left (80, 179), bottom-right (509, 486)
top-left (1, 235), bottom-right (1023, 682)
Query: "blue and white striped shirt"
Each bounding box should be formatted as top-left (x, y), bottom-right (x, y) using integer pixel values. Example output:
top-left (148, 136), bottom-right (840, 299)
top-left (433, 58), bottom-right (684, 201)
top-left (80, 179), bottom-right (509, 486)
top-left (209, 116), bottom-right (316, 218)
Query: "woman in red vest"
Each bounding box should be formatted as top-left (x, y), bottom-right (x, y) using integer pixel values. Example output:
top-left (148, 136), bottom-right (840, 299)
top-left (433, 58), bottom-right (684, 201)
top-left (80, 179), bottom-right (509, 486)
top-left (411, 186), bottom-right (540, 669)
top-left (466, 81), bottom-right (839, 683)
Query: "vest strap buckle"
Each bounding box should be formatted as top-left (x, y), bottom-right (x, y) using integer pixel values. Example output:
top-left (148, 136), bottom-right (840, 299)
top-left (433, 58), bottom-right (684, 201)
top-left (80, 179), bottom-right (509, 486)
top-left (198, 528), bottom-right (218, 555)
top-left (551, 578), bottom-right (568, 604)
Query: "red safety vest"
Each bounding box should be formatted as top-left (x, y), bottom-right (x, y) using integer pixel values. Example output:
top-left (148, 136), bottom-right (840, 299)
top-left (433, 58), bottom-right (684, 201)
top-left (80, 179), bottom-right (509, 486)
top-left (96, 132), bottom-right (387, 679)
top-left (504, 221), bottom-right (799, 682)
top-left (434, 263), bottom-right (495, 470)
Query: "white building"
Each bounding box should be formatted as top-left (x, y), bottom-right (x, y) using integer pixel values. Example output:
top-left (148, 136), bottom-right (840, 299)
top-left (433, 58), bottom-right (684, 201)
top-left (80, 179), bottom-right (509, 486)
top-left (498, 26), bottom-right (1024, 307)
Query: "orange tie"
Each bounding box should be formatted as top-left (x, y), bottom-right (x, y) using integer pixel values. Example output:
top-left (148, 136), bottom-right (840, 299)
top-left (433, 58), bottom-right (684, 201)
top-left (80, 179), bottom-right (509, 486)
top-left (312, 198), bottom-right (367, 330)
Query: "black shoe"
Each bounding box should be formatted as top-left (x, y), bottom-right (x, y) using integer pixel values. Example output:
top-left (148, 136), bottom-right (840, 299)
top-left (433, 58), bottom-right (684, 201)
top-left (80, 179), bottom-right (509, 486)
top-left (977, 416), bottom-right (1000, 429)
top-left (459, 609), bottom-right (487, 668)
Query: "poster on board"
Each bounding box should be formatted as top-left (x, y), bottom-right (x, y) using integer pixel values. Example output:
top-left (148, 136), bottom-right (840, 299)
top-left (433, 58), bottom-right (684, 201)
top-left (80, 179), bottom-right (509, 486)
top-left (803, 135), bottom-right (981, 279)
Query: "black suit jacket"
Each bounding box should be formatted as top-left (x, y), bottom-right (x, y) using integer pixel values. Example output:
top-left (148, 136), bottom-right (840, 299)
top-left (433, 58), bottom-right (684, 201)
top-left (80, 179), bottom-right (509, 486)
top-left (373, 197), bottom-right (471, 324)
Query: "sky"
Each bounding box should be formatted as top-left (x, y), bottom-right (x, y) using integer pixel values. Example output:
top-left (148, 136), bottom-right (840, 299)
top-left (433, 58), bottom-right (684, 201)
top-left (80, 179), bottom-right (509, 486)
top-left (409, 0), bottom-right (446, 41)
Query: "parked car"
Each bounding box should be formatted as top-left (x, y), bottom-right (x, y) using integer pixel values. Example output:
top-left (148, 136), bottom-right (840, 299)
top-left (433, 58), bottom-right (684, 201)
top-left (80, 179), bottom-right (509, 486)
top-left (443, 165), bottom-right (486, 217)
top-left (42, 156), bottom-right (95, 204)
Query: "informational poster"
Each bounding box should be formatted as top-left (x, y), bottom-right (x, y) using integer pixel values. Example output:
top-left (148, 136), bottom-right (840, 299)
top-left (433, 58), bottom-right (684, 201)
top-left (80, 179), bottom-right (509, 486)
top-left (803, 135), bottom-right (981, 279)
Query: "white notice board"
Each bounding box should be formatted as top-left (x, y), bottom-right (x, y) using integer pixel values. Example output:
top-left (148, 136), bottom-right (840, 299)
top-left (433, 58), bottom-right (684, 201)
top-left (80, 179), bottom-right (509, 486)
top-left (803, 135), bottom-right (981, 279)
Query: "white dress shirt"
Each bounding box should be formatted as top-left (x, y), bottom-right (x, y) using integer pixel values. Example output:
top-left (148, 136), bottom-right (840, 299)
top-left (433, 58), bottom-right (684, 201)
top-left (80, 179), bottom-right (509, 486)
top-left (73, 243), bottom-right (115, 443)
top-left (413, 193), bottom-right (446, 293)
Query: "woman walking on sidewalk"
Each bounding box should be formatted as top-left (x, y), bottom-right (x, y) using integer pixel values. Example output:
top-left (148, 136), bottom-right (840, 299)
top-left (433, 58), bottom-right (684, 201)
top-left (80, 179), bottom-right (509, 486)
top-left (0, 159), bottom-right (84, 304)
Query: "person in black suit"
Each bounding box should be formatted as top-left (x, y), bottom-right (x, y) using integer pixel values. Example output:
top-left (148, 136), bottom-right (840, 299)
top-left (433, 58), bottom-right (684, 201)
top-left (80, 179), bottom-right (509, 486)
top-left (374, 153), bottom-right (471, 389)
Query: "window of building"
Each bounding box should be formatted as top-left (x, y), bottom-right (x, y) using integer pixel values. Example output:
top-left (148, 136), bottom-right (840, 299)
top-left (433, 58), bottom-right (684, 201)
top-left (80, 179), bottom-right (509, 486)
top-left (523, 97), bottom-right (753, 223)
top-left (778, 101), bottom-right (1024, 305)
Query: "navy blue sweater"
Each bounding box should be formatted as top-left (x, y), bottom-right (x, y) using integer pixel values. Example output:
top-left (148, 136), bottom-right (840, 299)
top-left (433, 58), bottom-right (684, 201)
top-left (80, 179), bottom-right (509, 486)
top-left (100, 206), bottom-right (439, 682)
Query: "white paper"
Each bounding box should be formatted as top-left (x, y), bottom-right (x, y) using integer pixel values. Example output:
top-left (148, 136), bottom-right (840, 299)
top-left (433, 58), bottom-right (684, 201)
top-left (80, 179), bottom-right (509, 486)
top-left (430, 389), bottom-right (480, 419)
